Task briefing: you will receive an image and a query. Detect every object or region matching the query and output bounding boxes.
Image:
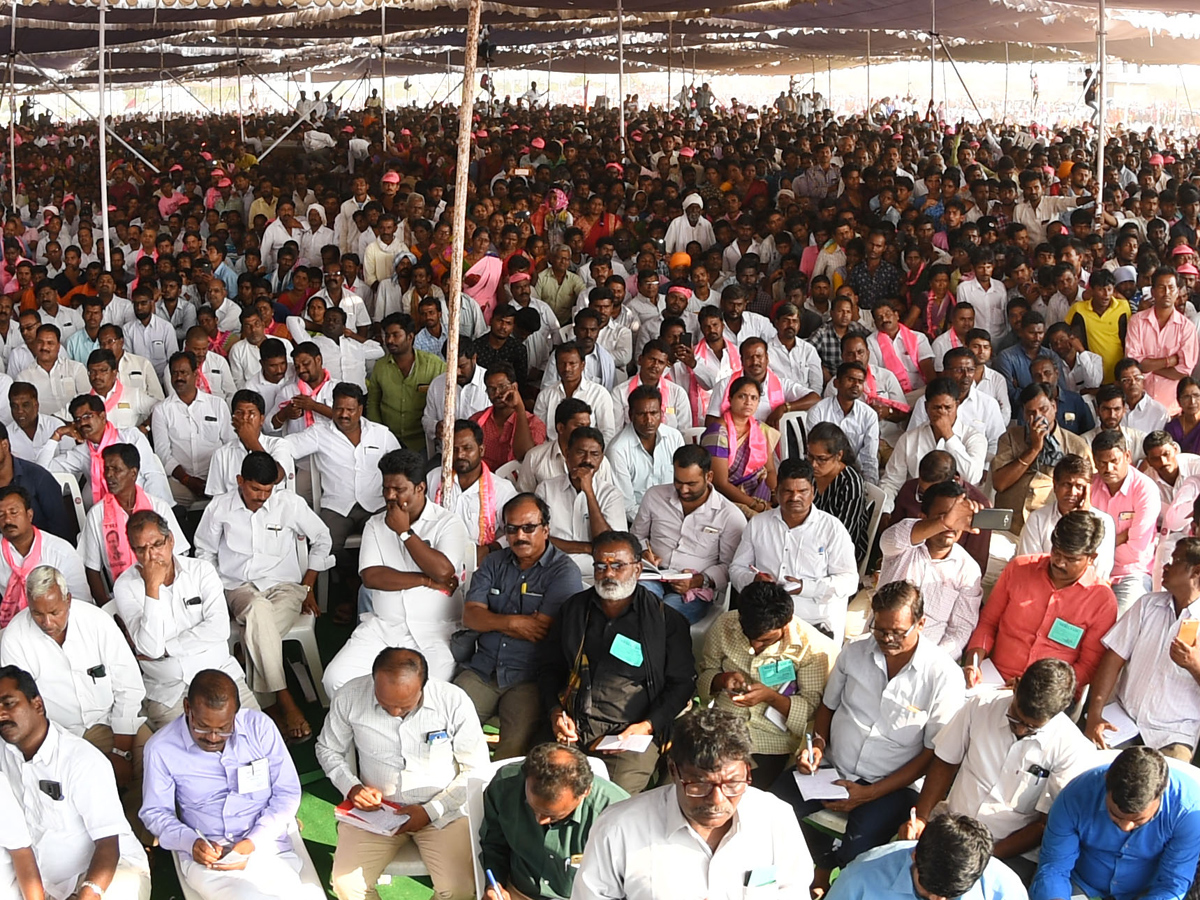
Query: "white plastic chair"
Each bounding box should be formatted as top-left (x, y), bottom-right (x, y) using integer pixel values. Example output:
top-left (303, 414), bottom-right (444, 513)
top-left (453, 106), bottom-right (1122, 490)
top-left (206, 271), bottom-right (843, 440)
top-left (52, 472), bottom-right (86, 538)
top-left (173, 821), bottom-right (323, 900)
top-left (860, 482), bottom-right (886, 582)
top-left (690, 582), bottom-right (732, 661)
top-left (777, 411), bottom-right (807, 461)
top-left (494, 460), bottom-right (521, 483)
top-left (680, 426), bottom-right (706, 446)
top-left (312, 466), bottom-right (362, 614)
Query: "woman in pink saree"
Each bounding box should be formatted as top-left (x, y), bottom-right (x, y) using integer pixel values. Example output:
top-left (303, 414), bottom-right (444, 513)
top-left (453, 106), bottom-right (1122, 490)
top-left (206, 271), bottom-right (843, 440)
top-left (463, 226), bottom-right (503, 323)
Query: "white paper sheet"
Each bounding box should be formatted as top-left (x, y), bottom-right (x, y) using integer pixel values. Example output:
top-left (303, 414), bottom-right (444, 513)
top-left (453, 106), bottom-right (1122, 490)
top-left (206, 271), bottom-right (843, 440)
top-left (793, 767), bottom-right (850, 801)
top-left (335, 805), bottom-right (412, 836)
top-left (764, 706), bottom-right (788, 731)
top-left (596, 733), bottom-right (654, 753)
top-left (1101, 702), bottom-right (1140, 747)
top-left (967, 658), bottom-right (1007, 695)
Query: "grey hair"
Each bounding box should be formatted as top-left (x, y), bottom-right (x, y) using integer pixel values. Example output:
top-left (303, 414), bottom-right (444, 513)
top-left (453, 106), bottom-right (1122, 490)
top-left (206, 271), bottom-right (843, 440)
top-left (25, 566), bottom-right (69, 604)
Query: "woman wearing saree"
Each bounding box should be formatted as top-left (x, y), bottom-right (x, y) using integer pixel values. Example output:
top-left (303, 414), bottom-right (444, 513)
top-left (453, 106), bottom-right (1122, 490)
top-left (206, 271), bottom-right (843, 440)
top-left (923, 264), bottom-right (955, 338)
top-left (580, 195), bottom-right (621, 257)
top-left (463, 226), bottom-right (503, 323)
top-left (702, 375), bottom-right (779, 517)
top-left (1167, 377), bottom-right (1200, 454)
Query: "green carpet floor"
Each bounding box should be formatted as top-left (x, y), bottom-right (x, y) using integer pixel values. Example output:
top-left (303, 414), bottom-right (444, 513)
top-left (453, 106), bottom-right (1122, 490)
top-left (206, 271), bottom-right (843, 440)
top-left (147, 613), bottom-right (435, 900)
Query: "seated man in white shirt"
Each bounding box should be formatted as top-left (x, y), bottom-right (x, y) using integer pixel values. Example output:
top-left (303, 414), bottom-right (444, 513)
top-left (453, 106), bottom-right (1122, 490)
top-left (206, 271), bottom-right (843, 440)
top-left (195, 452), bottom-right (333, 744)
top-left (805, 361), bottom-right (880, 483)
top-left (768, 580), bottom-right (965, 895)
top-left (99, 323), bottom-right (167, 403)
top-left (574, 708), bottom-right (811, 900)
top-left (6, 383), bottom-right (59, 467)
top-left (83, 349), bottom-right (156, 431)
top-left (704, 336), bottom-right (818, 429)
top-left (422, 337), bottom-right (489, 457)
top-left (611, 339), bottom-right (692, 433)
top-left (169, 326), bottom-right (236, 403)
top-left (322, 449), bottom-right (469, 692)
top-left (1016, 454), bottom-right (1116, 581)
top-left (729, 457), bottom-right (858, 643)
top-left (768, 302), bottom-right (824, 395)
top-left (880, 378), bottom-right (989, 510)
top-left (898, 658), bottom-right (1096, 881)
top-left (930, 301), bottom-right (976, 371)
top-left (868, 298), bottom-right (936, 403)
top-left (1084, 537), bottom-right (1200, 761)
top-left (534, 427), bottom-right (627, 576)
top-left (878, 481), bottom-right (984, 660)
top-left (534, 342), bottom-right (618, 445)
top-left (1083, 384), bottom-right (1147, 467)
top-left (140, 669), bottom-right (317, 900)
top-left (1047, 322), bottom-right (1103, 396)
top-left (318, 647), bottom-right (488, 900)
top-left (1117, 357), bottom-right (1170, 435)
top-left (19, 323), bottom-right (90, 415)
top-left (632, 444), bottom-right (746, 625)
top-left (152, 350), bottom-right (235, 507)
top-left (516, 397), bottom-right (614, 493)
top-left (1141, 429), bottom-right (1200, 506)
top-left (206, 390), bottom-right (297, 496)
top-left (909, 348), bottom-right (1007, 459)
top-left (124, 287), bottom-right (177, 382)
top-left (249, 339), bottom-right (297, 436)
top-left (0, 484), bottom-right (91, 625)
top-left (965, 329), bottom-right (1012, 423)
top-left (229, 306), bottom-right (290, 389)
top-left (606, 386), bottom-right (685, 525)
top-left (1, 565), bottom-right (152, 844)
top-left (113, 510), bottom-right (256, 729)
top-left (0, 665), bottom-right (151, 900)
top-left (427, 419), bottom-right (517, 565)
top-left (81, 443), bottom-right (189, 605)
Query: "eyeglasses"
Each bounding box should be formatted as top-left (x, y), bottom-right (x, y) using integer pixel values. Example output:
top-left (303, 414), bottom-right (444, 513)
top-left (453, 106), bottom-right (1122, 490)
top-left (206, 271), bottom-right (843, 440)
top-left (870, 620), bottom-right (919, 642)
top-left (677, 779), bottom-right (750, 798)
top-left (187, 714), bottom-right (234, 739)
top-left (131, 535), bottom-right (170, 555)
top-left (503, 523), bottom-right (546, 535)
top-left (592, 561), bottom-right (638, 574)
top-left (1005, 709), bottom-right (1042, 738)
top-left (806, 451), bottom-right (835, 465)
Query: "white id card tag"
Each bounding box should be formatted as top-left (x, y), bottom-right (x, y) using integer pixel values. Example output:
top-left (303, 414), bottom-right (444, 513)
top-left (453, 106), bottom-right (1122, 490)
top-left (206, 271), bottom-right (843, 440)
top-left (237, 758), bottom-right (270, 794)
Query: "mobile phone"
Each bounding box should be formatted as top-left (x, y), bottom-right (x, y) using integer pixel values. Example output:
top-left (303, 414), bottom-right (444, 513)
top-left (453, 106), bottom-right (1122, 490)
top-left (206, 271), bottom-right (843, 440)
top-left (1180, 619), bottom-right (1199, 646)
top-left (514, 167), bottom-right (532, 177)
top-left (679, 332), bottom-right (694, 348)
top-left (971, 508), bottom-right (1013, 531)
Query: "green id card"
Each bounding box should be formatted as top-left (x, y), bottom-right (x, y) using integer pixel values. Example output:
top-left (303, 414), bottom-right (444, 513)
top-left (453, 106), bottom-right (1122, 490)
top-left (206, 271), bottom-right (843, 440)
top-left (759, 659), bottom-right (796, 687)
top-left (746, 865), bottom-right (777, 888)
top-left (610, 634), bottom-right (644, 666)
top-left (1047, 617), bottom-right (1084, 650)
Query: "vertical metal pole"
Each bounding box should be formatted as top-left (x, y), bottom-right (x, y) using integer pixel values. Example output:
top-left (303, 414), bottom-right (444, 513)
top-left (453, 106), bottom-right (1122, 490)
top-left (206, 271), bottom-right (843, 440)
top-left (547, 48), bottom-right (551, 106)
top-left (235, 27), bottom-right (245, 143)
top-left (667, 19), bottom-right (672, 110)
top-left (930, 0), bottom-right (936, 106)
top-left (439, 0), bottom-right (481, 505)
top-left (8, 0), bottom-right (16, 211)
top-left (98, 0), bottom-right (110, 267)
top-left (866, 30), bottom-right (871, 116)
top-left (1003, 41), bottom-right (1009, 120)
top-left (381, 2), bottom-right (387, 151)
top-left (1095, 0), bottom-right (1106, 227)
top-left (826, 56), bottom-right (831, 104)
top-left (617, 0), bottom-right (624, 160)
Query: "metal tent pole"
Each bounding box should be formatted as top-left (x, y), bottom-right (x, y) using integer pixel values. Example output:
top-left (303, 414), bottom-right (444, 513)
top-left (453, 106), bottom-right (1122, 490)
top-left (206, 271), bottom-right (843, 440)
top-left (8, 0), bottom-right (16, 211)
top-left (1003, 42), bottom-right (1009, 120)
top-left (866, 30), bottom-right (871, 116)
top-left (930, 0), bottom-right (936, 107)
top-left (381, 2), bottom-right (387, 151)
top-left (547, 48), bottom-right (552, 107)
top-left (439, 0), bottom-right (481, 506)
top-left (1095, 0), bottom-right (1106, 227)
top-left (98, 0), bottom-right (110, 267)
top-left (667, 19), bottom-right (672, 110)
top-left (617, 0), bottom-right (624, 160)
top-left (235, 27), bottom-right (245, 143)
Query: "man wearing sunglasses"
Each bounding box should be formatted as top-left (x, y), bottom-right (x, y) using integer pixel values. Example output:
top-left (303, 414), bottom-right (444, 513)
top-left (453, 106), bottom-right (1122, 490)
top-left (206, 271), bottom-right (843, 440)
top-left (455, 492), bottom-right (581, 760)
top-left (574, 708), bottom-right (809, 898)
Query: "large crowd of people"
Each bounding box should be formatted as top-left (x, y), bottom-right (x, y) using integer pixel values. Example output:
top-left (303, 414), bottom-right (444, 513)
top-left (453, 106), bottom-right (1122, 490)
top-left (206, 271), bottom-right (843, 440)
top-left (0, 83), bottom-right (1195, 900)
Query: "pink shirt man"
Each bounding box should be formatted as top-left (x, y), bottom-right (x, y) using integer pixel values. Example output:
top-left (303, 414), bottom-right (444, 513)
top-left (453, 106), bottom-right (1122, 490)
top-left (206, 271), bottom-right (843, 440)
top-left (1125, 307), bottom-right (1200, 415)
top-left (1089, 465), bottom-right (1161, 580)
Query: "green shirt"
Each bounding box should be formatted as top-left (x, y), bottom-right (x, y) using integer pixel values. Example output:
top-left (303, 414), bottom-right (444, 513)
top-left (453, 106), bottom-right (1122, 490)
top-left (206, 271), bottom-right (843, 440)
top-left (478, 762), bottom-right (629, 899)
top-left (365, 349), bottom-right (446, 455)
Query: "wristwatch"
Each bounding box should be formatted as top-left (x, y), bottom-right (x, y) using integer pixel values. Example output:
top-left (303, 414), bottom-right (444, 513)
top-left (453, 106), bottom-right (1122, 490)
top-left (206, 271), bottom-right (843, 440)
top-left (110, 747), bottom-right (133, 762)
top-left (80, 881), bottom-right (105, 900)
top-left (397, 530), bottom-right (412, 542)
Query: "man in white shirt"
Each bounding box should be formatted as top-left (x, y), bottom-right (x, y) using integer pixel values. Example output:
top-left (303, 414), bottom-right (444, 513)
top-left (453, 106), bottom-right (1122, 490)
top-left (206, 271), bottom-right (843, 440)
top-left (199, 281), bottom-right (242, 335)
top-left (0, 484), bottom-right (91, 622)
top-left (228, 307), bottom-right (291, 389)
top-left (83, 349), bottom-right (156, 431)
top-left (769, 580), bottom-right (964, 894)
top-left (170, 326), bottom-right (236, 404)
top-left (631, 444), bottom-right (745, 626)
top-left (123, 288), bottom-right (177, 381)
top-left (930, 302), bottom-right (977, 372)
top-left (611, 340), bottom-right (692, 434)
top-left (1084, 384), bottom-right (1147, 468)
top-left (112, 510), bottom-right (256, 729)
top-left (287, 307), bottom-right (382, 393)
top-left (956, 250), bottom-right (1009, 342)
top-left (899, 658), bottom-right (1096, 875)
top-left (805, 361), bottom-right (880, 483)
top-left (606, 387), bottom-right (684, 525)
top-left (878, 482), bottom-right (983, 660)
top-left (1084, 537), bottom-right (1200, 760)
top-left (206, 390), bottom-right (296, 497)
top-left (422, 338), bottom-right (490, 456)
top-left (1118, 358), bottom-right (1170, 435)
top-left (35, 279), bottom-right (83, 343)
top-left (287, 383), bottom-right (401, 623)
top-left (516, 398), bottom-right (615, 493)
top-left (195, 451), bottom-right (333, 745)
top-left (535, 427), bottom-right (627, 576)
top-left (49, 395), bottom-right (172, 507)
top-left (575, 708), bottom-right (811, 900)
top-left (19, 324), bottom-right (89, 415)
top-left (322, 450), bottom-right (469, 692)
top-left (426, 420), bottom-right (517, 564)
top-left (1016, 454), bottom-right (1117, 581)
top-left (534, 342), bottom-right (618, 444)
top-left (152, 351), bottom-right (234, 507)
top-left (868, 299), bottom-right (936, 401)
top-left (768, 303), bottom-right (824, 395)
top-left (1141, 429), bottom-right (1200, 506)
top-left (880, 378), bottom-right (989, 510)
top-left (730, 458), bottom-right (858, 643)
top-left (318, 647), bottom-right (487, 900)
top-left (0, 666), bottom-right (150, 900)
top-left (248, 339), bottom-right (297, 435)
top-left (100, 323), bottom-right (166, 402)
top-left (1, 566), bottom-right (152, 844)
top-left (909, 348), bottom-right (1007, 459)
top-left (6, 383), bottom-right (58, 467)
top-left (705, 336), bottom-right (817, 428)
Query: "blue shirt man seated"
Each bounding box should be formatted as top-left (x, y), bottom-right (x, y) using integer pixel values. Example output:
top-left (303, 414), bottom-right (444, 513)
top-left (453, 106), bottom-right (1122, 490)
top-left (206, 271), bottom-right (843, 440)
top-left (827, 813), bottom-right (1027, 900)
top-left (1032, 747), bottom-right (1200, 900)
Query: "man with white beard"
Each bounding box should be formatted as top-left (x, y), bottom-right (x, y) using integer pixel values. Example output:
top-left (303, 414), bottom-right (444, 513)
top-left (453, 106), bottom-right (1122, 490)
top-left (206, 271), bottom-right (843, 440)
top-left (537, 530), bottom-right (696, 794)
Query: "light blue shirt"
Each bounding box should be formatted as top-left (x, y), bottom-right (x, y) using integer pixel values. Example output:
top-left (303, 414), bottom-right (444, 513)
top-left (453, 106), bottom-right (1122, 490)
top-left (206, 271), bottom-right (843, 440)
top-left (140, 708), bottom-right (301, 858)
top-left (65, 328), bottom-right (99, 365)
top-left (213, 261), bottom-right (239, 298)
top-left (605, 423), bottom-right (684, 522)
top-left (827, 841), bottom-right (1027, 900)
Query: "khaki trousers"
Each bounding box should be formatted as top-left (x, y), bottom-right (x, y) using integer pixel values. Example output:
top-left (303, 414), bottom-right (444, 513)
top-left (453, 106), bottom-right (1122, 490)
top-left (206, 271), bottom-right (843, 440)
top-left (452, 669), bottom-right (542, 760)
top-left (83, 723), bottom-right (154, 845)
top-left (331, 817), bottom-right (474, 900)
top-left (226, 582), bottom-right (306, 695)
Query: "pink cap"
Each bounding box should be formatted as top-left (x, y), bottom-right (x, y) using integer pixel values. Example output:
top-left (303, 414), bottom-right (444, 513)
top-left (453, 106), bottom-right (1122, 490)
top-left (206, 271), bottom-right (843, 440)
top-left (666, 285), bottom-right (693, 299)
top-left (1166, 155), bottom-right (1177, 164)
top-left (169, 164), bottom-right (183, 172)
top-left (400, 128), bottom-right (412, 136)
top-left (605, 162), bottom-right (623, 175)
top-left (531, 137), bottom-right (545, 149)
top-left (508, 272), bottom-right (531, 284)
top-left (342, 125), bottom-right (355, 134)
top-left (632, 132), bottom-right (643, 142)
top-left (381, 171), bottom-right (401, 184)
top-left (1179, 263), bottom-right (1200, 276)
top-left (200, 152), bottom-right (213, 161)
top-left (478, 129), bottom-right (489, 138)
top-left (679, 147), bottom-right (695, 158)
top-left (217, 178), bottom-right (232, 188)
top-left (1150, 153), bottom-right (1165, 165)
top-left (1172, 244), bottom-right (1193, 256)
